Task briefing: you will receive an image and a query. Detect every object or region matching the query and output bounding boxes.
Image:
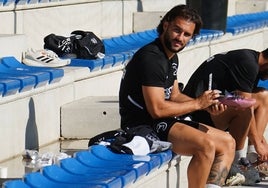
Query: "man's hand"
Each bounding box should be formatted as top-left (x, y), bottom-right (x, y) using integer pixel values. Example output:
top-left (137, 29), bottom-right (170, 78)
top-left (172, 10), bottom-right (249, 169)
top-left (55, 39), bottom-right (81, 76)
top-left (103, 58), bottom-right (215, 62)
top-left (206, 103), bottom-right (227, 115)
top-left (196, 90), bottom-right (222, 109)
top-left (255, 139), bottom-right (268, 161)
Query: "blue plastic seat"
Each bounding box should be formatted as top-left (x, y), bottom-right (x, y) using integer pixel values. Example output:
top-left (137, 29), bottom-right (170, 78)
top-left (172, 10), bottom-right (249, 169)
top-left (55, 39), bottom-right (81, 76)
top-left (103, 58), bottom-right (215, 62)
top-left (90, 145), bottom-right (168, 172)
top-left (69, 58), bottom-right (104, 71)
top-left (90, 145), bottom-right (150, 162)
top-left (0, 73), bottom-right (35, 92)
top-left (39, 0), bottom-right (50, 3)
top-left (125, 33), bottom-right (151, 47)
top-left (0, 78), bottom-right (21, 96)
top-left (151, 149), bottom-right (173, 167)
top-left (90, 145), bottom-right (173, 170)
top-left (75, 149), bottom-right (146, 167)
top-left (1, 57), bottom-right (64, 84)
top-left (102, 56), bottom-right (114, 69)
top-left (3, 0), bottom-right (14, 6)
top-left (200, 29), bottom-right (224, 41)
top-left (137, 29), bottom-right (157, 41)
top-left (24, 172), bottom-right (98, 188)
top-left (0, 63), bottom-right (50, 88)
top-left (2, 179), bottom-right (31, 188)
top-left (109, 53), bottom-right (125, 66)
top-left (89, 145), bottom-right (162, 173)
top-left (111, 36), bottom-right (135, 49)
top-left (103, 44), bottom-right (134, 64)
top-left (15, 0), bottom-right (27, 5)
top-left (27, 0), bottom-right (38, 4)
top-left (75, 149), bottom-right (149, 178)
top-left (144, 29), bottom-right (158, 38)
top-left (42, 165), bottom-right (122, 188)
top-left (103, 38), bottom-right (131, 54)
top-left (226, 11), bottom-right (268, 35)
top-left (60, 157), bottom-right (136, 184)
top-left (192, 34), bottom-right (202, 44)
top-left (0, 63), bottom-right (49, 88)
top-left (258, 80), bottom-right (268, 89)
top-left (0, 82), bottom-right (5, 96)
top-left (186, 38), bottom-right (194, 46)
top-left (119, 35), bottom-right (145, 50)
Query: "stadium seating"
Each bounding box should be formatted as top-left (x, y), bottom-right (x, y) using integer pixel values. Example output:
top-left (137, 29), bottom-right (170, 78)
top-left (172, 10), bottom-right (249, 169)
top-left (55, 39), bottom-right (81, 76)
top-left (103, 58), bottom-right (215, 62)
top-left (226, 11), bottom-right (268, 35)
top-left (1, 8), bottom-right (268, 187)
top-left (0, 57), bottom-right (64, 96)
top-left (2, 145), bottom-right (174, 188)
top-left (69, 28), bottom-right (225, 69)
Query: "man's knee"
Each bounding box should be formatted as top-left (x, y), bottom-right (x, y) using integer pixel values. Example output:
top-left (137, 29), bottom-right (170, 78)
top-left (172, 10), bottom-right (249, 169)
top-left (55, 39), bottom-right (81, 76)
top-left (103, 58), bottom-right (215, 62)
top-left (225, 133), bottom-right (236, 152)
top-left (254, 89), bottom-right (268, 106)
top-left (195, 137), bottom-right (216, 160)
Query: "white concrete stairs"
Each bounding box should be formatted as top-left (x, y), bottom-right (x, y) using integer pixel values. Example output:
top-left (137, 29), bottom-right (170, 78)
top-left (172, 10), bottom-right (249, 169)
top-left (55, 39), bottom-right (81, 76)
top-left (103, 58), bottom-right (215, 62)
top-left (60, 96), bottom-right (121, 139)
top-left (0, 34), bottom-right (27, 61)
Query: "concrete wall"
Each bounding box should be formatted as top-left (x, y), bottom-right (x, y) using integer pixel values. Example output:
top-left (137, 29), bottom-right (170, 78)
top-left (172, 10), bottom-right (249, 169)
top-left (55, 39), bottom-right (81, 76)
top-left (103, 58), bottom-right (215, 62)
top-left (235, 0), bottom-right (268, 14)
top-left (2, 0), bottom-right (268, 55)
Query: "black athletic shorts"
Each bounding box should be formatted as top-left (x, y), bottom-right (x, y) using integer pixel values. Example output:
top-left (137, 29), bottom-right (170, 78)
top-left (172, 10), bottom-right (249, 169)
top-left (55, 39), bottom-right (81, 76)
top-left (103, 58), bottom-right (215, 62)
top-left (190, 110), bottom-right (215, 128)
top-left (152, 118), bottom-right (200, 141)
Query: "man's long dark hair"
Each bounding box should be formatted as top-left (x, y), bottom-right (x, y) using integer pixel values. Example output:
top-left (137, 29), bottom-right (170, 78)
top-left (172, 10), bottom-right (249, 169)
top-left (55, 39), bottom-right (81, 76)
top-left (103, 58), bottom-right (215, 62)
top-left (157, 4), bottom-right (202, 36)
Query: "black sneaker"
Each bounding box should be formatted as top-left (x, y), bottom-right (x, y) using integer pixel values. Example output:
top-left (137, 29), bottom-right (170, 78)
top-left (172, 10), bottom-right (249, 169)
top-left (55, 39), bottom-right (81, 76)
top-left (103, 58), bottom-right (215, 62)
top-left (226, 157), bottom-right (261, 186)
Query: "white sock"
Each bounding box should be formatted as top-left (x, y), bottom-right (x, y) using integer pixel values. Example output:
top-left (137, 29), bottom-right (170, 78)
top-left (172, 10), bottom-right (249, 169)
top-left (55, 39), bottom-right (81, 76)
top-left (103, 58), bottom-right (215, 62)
top-left (247, 145), bottom-right (256, 154)
top-left (246, 145), bottom-right (258, 163)
top-left (206, 184), bottom-right (221, 188)
top-left (234, 149), bottom-right (246, 163)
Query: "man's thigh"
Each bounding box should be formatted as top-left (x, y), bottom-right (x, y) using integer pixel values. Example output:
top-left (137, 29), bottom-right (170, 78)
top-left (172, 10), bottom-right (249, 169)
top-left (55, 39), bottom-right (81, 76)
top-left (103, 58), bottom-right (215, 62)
top-left (211, 107), bottom-right (251, 130)
top-left (167, 120), bottom-right (232, 155)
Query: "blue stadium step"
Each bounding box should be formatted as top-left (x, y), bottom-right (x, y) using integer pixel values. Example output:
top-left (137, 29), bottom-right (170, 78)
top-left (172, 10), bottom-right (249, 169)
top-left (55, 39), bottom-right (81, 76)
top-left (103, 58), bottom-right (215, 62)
top-left (0, 78), bottom-right (21, 96)
top-left (2, 0), bottom-right (15, 6)
top-left (226, 11), bottom-right (268, 35)
top-left (74, 149), bottom-right (149, 178)
top-left (0, 73), bottom-right (36, 92)
top-left (1, 57), bottom-right (64, 84)
top-left (24, 172), bottom-right (100, 188)
top-left (2, 143), bottom-right (175, 188)
top-left (258, 80), bottom-right (268, 89)
top-left (2, 179), bottom-right (30, 188)
top-left (0, 63), bottom-right (49, 88)
top-left (69, 58), bottom-right (104, 71)
top-left (42, 165), bottom-right (123, 188)
top-left (59, 157), bottom-right (137, 186)
top-left (90, 145), bottom-right (170, 172)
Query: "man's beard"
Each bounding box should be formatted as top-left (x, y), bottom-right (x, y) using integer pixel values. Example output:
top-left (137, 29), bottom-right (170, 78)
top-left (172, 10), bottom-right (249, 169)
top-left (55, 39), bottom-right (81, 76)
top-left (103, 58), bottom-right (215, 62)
top-left (164, 33), bottom-right (185, 53)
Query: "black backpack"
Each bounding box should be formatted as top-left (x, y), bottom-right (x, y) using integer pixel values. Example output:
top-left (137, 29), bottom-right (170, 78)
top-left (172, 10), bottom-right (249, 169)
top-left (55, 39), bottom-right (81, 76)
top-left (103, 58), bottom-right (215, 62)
top-left (44, 34), bottom-right (75, 57)
top-left (71, 30), bottom-right (105, 59)
top-left (44, 31), bottom-right (105, 59)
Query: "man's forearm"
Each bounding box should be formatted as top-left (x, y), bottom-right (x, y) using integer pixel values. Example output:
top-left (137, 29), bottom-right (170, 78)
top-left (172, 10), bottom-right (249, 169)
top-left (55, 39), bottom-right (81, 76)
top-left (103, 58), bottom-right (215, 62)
top-left (248, 112), bottom-right (262, 147)
top-left (171, 92), bottom-right (194, 103)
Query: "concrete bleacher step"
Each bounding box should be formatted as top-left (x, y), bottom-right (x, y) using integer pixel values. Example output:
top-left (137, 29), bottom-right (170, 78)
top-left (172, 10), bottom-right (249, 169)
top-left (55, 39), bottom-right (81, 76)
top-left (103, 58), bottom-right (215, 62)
top-left (61, 96), bottom-right (120, 139)
top-left (0, 34), bottom-right (26, 61)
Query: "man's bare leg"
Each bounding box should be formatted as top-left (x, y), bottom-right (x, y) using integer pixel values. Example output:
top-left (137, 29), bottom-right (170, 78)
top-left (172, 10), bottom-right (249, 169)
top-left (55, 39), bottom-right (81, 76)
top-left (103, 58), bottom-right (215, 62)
top-left (199, 124), bottom-right (235, 185)
top-left (211, 107), bottom-right (251, 151)
top-left (168, 122), bottom-right (235, 188)
top-left (248, 89), bottom-right (268, 161)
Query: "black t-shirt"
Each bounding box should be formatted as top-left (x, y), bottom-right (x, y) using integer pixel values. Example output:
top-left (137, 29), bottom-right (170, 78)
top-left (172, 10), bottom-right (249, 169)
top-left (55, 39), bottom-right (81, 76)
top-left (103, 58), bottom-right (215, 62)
top-left (183, 49), bottom-right (260, 98)
top-left (119, 38), bottom-right (179, 129)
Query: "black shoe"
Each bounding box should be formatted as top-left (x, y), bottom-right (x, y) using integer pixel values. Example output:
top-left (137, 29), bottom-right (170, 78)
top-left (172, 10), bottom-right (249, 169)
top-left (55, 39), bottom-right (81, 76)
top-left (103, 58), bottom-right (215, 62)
top-left (226, 157), bottom-right (261, 186)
